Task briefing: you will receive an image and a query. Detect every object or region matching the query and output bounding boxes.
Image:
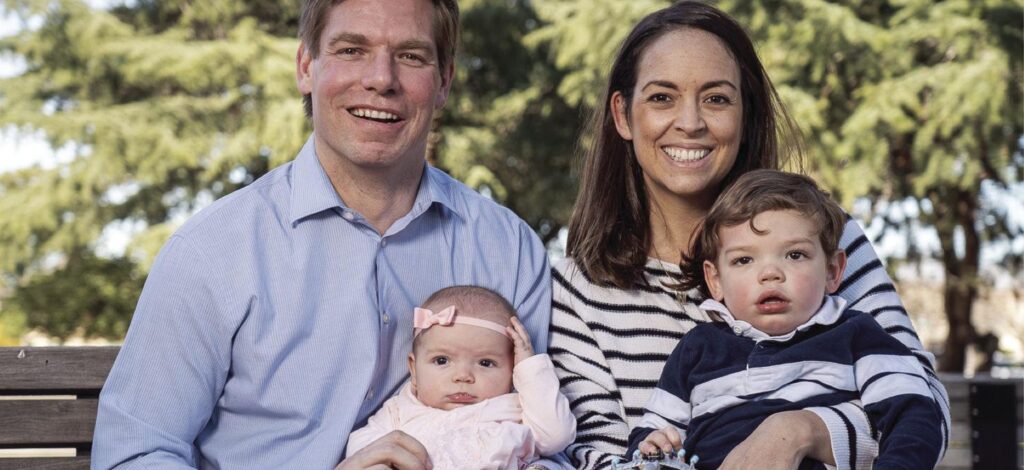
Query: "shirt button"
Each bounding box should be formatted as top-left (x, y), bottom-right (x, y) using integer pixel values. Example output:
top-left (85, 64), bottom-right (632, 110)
top-left (733, 326), bottom-right (742, 334)
top-left (380, 238), bottom-right (388, 247)
top-left (382, 313), bottom-right (390, 324)
top-left (342, 211), bottom-right (354, 221)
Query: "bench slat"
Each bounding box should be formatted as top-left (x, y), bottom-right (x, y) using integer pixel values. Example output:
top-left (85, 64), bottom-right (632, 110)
top-left (0, 457), bottom-right (90, 470)
top-left (0, 399), bottom-right (97, 446)
top-left (0, 347), bottom-right (118, 392)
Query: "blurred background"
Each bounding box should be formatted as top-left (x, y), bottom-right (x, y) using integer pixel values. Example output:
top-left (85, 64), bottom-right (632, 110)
top-left (0, 0), bottom-right (1021, 375)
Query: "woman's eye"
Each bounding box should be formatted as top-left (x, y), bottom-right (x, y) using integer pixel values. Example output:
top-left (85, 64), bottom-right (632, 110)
top-left (648, 93), bottom-right (671, 103)
top-left (705, 94), bottom-right (732, 105)
top-left (431, 356), bottom-right (449, 365)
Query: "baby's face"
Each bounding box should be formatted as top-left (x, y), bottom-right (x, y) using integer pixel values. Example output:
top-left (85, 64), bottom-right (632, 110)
top-left (408, 322), bottom-right (514, 410)
top-left (703, 209), bottom-right (845, 336)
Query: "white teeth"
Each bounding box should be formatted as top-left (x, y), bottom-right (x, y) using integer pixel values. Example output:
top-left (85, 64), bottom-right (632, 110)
top-left (663, 147), bottom-right (710, 162)
top-left (351, 108), bottom-right (399, 121)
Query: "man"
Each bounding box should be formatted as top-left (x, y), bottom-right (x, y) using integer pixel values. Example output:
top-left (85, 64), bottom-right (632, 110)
top-left (91, 0), bottom-right (551, 468)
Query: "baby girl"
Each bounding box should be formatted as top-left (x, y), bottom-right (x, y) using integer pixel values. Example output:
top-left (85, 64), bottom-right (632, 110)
top-left (346, 285), bottom-right (576, 469)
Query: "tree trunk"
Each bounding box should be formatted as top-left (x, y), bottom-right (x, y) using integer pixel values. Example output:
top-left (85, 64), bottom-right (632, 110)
top-left (935, 189), bottom-right (981, 372)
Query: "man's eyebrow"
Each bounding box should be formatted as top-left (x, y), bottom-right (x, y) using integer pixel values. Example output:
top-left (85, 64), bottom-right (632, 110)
top-left (397, 39), bottom-right (435, 52)
top-left (325, 32), bottom-right (368, 49)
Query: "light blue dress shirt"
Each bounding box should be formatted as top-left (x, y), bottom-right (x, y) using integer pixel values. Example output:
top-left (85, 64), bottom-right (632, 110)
top-left (92, 136), bottom-right (552, 469)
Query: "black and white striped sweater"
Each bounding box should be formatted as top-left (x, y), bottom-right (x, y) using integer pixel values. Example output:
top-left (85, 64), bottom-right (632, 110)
top-left (549, 218), bottom-right (950, 470)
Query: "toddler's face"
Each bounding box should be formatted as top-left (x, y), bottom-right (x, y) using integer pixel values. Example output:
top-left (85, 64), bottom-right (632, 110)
top-left (703, 209), bottom-right (846, 336)
top-left (407, 322), bottom-right (514, 410)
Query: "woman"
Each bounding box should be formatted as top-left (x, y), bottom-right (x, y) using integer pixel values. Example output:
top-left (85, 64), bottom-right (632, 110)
top-left (549, 2), bottom-right (950, 469)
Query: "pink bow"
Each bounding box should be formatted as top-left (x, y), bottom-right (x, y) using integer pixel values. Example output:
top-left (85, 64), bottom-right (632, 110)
top-left (413, 306), bottom-right (456, 332)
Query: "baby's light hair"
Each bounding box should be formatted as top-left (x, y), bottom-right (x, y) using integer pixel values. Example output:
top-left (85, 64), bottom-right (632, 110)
top-left (413, 286), bottom-right (516, 352)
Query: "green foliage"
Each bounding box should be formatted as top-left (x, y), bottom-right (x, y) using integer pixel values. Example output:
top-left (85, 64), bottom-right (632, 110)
top-left (0, 0), bottom-right (1020, 350)
top-left (0, 0), bottom-right (307, 340)
top-left (4, 253), bottom-right (143, 340)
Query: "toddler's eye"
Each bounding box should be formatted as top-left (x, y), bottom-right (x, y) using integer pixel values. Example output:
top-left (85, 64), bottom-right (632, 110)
top-left (478, 359), bottom-right (495, 367)
top-left (730, 256), bottom-right (752, 266)
top-left (431, 356), bottom-right (449, 366)
top-left (787, 251), bottom-right (807, 260)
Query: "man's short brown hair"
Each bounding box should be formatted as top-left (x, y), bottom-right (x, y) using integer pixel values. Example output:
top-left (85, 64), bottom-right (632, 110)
top-left (678, 169), bottom-right (848, 298)
top-left (298, 0), bottom-right (460, 117)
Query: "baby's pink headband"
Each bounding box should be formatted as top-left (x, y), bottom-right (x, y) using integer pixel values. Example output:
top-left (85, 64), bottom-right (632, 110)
top-left (413, 306), bottom-right (510, 338)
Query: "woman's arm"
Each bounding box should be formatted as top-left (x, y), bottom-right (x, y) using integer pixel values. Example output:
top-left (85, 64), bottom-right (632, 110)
top-left (549, 265), bottom-right (631, 470)
top-left (817, 217), bottom-right (950, 469)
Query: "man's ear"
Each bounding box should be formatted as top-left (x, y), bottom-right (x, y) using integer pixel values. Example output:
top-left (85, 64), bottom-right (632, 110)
top-left (610, 91), bottom-right (633, 141)
top-left (434, 61), bottom-right (455, 109)
top-left (825, 250), bottom-right (848, 294)
top-left (704, 260), bottom-right (725, 301)
top-left (296, 43), bottom-right (314, 95)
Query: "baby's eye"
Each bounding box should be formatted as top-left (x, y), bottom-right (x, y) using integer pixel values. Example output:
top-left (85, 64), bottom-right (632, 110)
top-left (431, 356), bottom-right (449, 366)
top-left (786, 251), bottom-right (807, 260)
top-left (730, 256), bottom-right (752, 266)
top-left (478, 359), bottom-right (496, 368)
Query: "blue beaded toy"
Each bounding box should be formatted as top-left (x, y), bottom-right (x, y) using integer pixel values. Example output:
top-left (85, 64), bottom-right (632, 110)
top-left (610, 449), bottom-right (699, 470)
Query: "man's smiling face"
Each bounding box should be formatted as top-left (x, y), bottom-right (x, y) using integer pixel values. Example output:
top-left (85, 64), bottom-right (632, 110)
top-left (297, 0), bottom-right (452, 173)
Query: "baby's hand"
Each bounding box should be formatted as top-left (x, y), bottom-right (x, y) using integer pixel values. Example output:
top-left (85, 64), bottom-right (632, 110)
top-left (506, 317), bottom-right (534, 366)
top-left (639, 426), bottom-right (682, 456)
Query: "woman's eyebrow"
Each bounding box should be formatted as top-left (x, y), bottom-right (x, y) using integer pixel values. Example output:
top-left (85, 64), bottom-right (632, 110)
top-left (640, 79), bottom-right (738, 92)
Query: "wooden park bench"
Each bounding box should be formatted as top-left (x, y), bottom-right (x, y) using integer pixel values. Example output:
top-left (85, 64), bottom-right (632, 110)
top-left (0, 346), bottom-right (1019, 469)
top-left (0, 346), bottom-right (118, 470)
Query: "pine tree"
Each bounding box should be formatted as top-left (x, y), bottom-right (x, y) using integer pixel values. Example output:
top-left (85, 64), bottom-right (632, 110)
top-left (0, 0), bottom-right (308, 340)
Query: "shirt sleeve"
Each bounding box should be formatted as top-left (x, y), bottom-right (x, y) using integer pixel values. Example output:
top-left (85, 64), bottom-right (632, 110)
top-left (549, 271), bottom-right (629, 470)
top-left (92, 236), bottom-right (235, 469)
top-left (849, 315), bottom-right (944, 470)
top-left (807, 217), bottom-right (950, 470)
top-left (514, 354), bottom-right (577, 456)
top-left (512, 220), bottom-right (553, 353)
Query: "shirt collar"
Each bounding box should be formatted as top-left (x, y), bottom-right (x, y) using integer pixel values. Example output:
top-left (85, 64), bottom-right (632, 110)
top-left (699, 296), bottom-right (847, 342)
top-left (288, 135), bottom-right (461, 226)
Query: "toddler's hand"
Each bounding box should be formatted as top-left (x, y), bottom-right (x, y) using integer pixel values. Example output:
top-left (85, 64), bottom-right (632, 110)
top-left (506, 317), bottom-right (534, 366)
top-left (639, 426), bottom-right (682, 456)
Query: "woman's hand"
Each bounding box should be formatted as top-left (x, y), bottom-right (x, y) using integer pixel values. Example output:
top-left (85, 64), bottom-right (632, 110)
top-left (507, 317), bottom-right (535, 366)
top-left (719, 410), bottom-right (834, 470)
top-left (335, 431), bottom-right (431, 470)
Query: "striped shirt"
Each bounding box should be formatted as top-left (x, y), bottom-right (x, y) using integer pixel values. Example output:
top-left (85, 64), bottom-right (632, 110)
top-left (628, 297), bottom-right (945, 470)
top-left (550, 218), bottom-right (950, 470)
top-left (93, 136), bottom-right (552, 469)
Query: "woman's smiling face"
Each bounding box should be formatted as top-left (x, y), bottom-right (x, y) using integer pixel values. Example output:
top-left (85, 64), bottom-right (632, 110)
top-left (612, 27), bottom-right (743, 209)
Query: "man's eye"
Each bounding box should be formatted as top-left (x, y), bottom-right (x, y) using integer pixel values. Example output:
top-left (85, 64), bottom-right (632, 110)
top-left (337, 47), bottom-right (362, 56)
top-left (398, 53), bottom-right (427, 65)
